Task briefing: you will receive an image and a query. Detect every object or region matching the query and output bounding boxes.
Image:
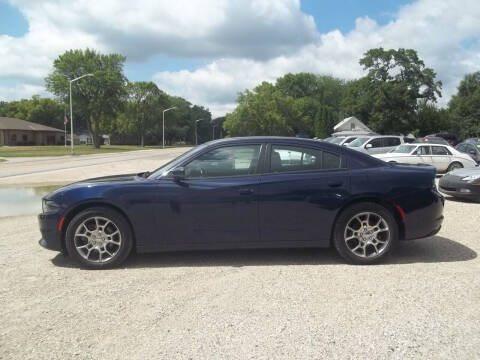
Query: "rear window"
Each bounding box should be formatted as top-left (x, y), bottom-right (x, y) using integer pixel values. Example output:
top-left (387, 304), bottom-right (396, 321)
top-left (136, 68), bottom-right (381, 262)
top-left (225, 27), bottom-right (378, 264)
top-left (270, 145), bottom-right (342, 173)
top-left (432, 146), bottom-right (451, 155)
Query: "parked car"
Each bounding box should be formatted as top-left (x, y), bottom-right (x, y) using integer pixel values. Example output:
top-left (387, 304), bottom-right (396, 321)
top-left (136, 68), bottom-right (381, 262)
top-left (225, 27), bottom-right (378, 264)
top-left (425, 133), bottom-right (459, 146)
top-left (439, 168), bottom-right (480, 201)
top-left (347, 135), bottom-right (404, 154)
top-left (39, 137), bottom-right (445, 268)
top-left (464, 137), bottom-right (480, 145)
top-left (455, 141), bottom-right (480, 164)
top-left (415, 136), bottom-right (450, 145)
top-left (326, 136), bottom-right (358, 146)
top-left (374, 144), bottom-right (477, 173)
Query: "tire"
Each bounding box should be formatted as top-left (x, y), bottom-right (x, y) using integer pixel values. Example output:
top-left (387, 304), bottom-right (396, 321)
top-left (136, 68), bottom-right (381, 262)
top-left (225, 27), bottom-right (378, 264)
top-left (447, 162), bottom-right (463, 172)
top-left (333, 202), bottom-right (398, 265)
top-left (65, 207), bottom-right (133, 269)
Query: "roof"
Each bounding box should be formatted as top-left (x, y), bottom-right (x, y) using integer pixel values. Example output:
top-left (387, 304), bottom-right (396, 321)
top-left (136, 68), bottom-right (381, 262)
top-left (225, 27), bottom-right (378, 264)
top-left (0, 117), bottom-right (63, 133)
top-left (333, 116), bottom-right (374, 134)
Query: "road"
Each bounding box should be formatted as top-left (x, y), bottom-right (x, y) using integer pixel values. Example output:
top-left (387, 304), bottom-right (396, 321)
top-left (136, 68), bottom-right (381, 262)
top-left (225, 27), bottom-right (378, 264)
top-left (0, 148), bottom-right (191, 186)
top-left (0, 197), bottom-right (479, 359)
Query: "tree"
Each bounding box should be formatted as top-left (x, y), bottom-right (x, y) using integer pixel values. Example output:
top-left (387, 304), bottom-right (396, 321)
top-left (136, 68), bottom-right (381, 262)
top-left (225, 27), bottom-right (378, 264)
top-left (0, 96), bottom-right (65, 129)
top-left (223, 82), bottom-right (294, 136)
top-left (45, 49), bottom-right (127, 148)
top-left (354, 48), bottom-right (442, 133)
top-left (121, 81), bottom-right (161, 146)
top-left (449, 72), bottom-right (480, 137)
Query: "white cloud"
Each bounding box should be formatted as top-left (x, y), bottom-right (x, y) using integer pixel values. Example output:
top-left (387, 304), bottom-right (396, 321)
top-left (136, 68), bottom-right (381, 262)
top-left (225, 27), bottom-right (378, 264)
top-left (154, 0), bottom-right (480, 116)
top-left (1, 0), bottom-right (480, 116)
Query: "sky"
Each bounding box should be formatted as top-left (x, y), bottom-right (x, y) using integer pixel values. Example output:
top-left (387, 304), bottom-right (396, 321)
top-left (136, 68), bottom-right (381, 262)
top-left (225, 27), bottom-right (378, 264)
top-left (0, 0), bottom-right (479, 117)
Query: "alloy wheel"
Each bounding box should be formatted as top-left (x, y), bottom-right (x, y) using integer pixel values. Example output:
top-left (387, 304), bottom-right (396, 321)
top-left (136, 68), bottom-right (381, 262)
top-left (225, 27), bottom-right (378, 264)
top-left (344, 212), bottom-right (390, 258)
top-left (73, 216), bottom-right (122, 263)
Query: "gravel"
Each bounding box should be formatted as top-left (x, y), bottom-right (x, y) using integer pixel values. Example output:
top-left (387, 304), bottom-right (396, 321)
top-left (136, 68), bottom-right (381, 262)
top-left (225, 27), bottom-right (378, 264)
top-left (1, 197), bottom-right (479, 359)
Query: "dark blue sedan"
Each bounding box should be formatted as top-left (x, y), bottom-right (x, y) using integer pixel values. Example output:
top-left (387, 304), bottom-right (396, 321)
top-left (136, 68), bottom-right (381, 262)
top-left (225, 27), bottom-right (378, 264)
top-left (39, 137), bottom-right (444, 268)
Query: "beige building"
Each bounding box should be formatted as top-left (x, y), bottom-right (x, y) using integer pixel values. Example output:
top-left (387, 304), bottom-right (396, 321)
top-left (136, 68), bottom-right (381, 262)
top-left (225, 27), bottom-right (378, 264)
top-left (0, 117), bottom-right (64, 146)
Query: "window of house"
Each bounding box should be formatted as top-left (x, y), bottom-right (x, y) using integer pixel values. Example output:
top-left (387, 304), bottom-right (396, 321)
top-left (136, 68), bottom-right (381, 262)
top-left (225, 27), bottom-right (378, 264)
top-left (22, 134), bottom-right (28, 142)
top-left (11, 134), bottom-right (17, 142)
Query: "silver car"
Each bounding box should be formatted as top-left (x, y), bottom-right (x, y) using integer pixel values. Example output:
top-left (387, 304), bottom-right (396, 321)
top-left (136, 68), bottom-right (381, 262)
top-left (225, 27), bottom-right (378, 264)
top-left (347, 136), bottom-right (404, 155)
top-left (374, 144), bottom-right (477, 173)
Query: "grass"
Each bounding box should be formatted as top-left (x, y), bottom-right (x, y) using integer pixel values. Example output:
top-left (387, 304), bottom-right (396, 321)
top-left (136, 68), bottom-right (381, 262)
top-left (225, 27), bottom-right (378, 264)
top-left (0, 158), bottom-right (6, 162)
top-left (0, 144), bottom-right (190, 157)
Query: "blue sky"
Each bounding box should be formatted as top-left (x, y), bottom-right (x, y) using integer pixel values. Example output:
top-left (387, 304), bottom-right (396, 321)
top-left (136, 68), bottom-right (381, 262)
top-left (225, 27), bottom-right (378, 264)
top-left (0, 0), bottom-right (478, 116)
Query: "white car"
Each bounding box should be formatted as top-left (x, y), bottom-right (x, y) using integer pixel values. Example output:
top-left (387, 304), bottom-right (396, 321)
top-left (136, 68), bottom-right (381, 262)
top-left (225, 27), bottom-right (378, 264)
top-left (325, 136), bottom-right (358, 146)
top-left (373, 144), bottom-right (477, 173)
top-left (347, 136), bottom-right (404, 155)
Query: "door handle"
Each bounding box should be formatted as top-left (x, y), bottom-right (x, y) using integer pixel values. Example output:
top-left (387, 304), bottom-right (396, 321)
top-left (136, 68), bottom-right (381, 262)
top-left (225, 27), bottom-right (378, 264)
top-left (238, 188), bottom-right (254, 195)
top-left (327, 181), bottom-right (343, 188)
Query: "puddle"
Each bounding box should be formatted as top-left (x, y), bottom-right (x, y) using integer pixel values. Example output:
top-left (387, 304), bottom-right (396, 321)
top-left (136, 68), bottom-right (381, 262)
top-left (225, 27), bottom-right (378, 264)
top-left (0, 186), bottom-right (59, 217)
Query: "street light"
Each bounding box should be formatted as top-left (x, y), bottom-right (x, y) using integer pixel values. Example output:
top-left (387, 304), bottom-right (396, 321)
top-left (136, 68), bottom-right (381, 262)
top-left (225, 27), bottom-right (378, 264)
top-left (162, 107), bottom-right (176, 149)
top-left (195, 118), bottom-right (203, 145)
top-left (211, 119), bottom-right (217, 140)
top-left (69, 73), bottom-right (93, 154)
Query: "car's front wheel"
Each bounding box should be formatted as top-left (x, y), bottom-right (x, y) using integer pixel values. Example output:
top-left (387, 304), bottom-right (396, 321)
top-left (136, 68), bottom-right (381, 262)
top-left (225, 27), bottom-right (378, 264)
top-left (65, 207), bottom-right (133, 269)
top-left (333, 203), bottom-right (398, 264)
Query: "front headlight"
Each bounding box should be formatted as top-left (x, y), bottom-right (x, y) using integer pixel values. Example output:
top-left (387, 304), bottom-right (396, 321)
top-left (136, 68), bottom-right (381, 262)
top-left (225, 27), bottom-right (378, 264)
top-left (42, 199), bottom-right (59, 213)
top-left (462, 174), bottom-right (480, 182)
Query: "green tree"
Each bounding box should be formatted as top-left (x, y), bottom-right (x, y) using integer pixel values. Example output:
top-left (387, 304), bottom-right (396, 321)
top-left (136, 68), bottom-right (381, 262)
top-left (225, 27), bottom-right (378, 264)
top-left (45, 49), bottom-right (127, 148)
top-left (0, 96), bottom-right (65, 129)
top-left (449, 72), bottom-right (480, 137)
top-left (121, 81), bottom-right (162, 146)
top-left (353, 48), bottom-right (442, 133)
top-left (224, 82), bottom-right (294, 136)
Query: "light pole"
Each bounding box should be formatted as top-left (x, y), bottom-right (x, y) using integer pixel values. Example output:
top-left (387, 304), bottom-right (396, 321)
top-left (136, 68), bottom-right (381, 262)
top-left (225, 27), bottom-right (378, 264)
top-left (162, 107), bottom-right (176, 149)
top-left (69, 73), bottom-right (93, 154)
top-left (211, 119), bottom-right (217, 140)
top-left (195, 118), bottom-right (203, 145)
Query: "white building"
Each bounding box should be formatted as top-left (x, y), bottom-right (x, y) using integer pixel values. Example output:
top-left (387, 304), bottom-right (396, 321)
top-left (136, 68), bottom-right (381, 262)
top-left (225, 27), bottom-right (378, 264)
top-left (332, 116), bottom-right (376, 137)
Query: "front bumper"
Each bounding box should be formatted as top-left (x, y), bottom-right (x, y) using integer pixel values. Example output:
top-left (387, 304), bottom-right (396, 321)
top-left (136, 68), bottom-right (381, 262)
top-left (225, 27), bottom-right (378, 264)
top-left (38, 212), bottom-right (63, 251)
top-left (439, 175), bottom-right (480, 199)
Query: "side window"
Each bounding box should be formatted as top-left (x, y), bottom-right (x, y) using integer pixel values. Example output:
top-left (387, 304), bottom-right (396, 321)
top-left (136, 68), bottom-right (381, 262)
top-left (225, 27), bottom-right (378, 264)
top-left (385, 137), bottom-right (401, 146)
top-left (432, 146), bottom-right (449, 155)
top-left (270, 145), bottom-right (341, 173)
top-left (368, 138), bottom-right (384, 148)
top-left (184, 145), bottom-right (261, 178)
top-left (415, 146), bottom-right (431, 155)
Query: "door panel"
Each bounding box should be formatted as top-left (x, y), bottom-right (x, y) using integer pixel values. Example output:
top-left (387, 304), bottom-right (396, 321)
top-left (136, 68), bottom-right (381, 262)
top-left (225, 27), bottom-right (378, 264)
top-left (172, 176), bottom-right (260, 246)
top-left (258, 171), bottom-right (349, 245)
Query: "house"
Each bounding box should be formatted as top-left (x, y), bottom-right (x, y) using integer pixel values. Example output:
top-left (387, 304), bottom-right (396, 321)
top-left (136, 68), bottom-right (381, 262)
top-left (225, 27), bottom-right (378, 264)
top-left (0, 117), bottom-right (64, 146)
top-left (332, 116), bottom-right (376, 137)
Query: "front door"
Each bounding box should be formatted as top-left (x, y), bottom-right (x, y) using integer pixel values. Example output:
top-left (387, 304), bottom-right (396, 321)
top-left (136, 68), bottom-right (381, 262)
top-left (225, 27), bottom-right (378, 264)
top-left (431, 146), bottom-right (452, 172)
top-left (168, 144), bottom-right (263, 247)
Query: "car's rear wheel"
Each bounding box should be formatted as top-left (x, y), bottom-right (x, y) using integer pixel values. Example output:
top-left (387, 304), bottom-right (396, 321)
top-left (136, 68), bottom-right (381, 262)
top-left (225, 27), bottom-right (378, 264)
top-left (447, 161), bottom-right (463, 172)
top-left (333, 203), bottom-right (398, 264)
top-left (65, 207), bottom-right (133, 269)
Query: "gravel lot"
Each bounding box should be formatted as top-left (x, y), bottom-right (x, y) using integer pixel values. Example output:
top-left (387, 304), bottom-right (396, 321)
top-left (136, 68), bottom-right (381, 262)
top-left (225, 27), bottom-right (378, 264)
top-left (1, 196), bottom-right (479, 359)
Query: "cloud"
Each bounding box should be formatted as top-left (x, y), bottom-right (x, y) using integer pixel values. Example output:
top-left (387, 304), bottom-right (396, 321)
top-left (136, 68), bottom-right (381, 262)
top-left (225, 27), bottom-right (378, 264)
top-left (154, 0), bottom-right (480, 116)
top-left (1, 0), bottom-right (480, 117)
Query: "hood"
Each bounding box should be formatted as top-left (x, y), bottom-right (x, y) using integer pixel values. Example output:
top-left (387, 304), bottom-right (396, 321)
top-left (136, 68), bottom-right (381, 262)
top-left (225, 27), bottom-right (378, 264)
top-left (77, 173), bottom-right (141, 184)
top-left (447, 167), bottom-right (480, 177)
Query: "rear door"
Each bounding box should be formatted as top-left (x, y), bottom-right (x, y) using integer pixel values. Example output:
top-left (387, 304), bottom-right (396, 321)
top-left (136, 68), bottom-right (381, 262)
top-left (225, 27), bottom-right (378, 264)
top-left (258, 143), bottom-right (348, 246)
top-left (431, 146), bottom-right (452, 171)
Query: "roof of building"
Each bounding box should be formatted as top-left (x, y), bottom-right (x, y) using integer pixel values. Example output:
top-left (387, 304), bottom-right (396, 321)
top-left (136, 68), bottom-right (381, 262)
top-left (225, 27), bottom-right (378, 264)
top-left (0, 117), bottom-right (63, 133)
top-left (333, 116), bottom-right (373, 133)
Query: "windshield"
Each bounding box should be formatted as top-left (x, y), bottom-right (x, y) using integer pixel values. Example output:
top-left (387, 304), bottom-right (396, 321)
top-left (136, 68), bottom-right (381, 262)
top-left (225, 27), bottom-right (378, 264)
top-left (391, 144), bottom-right (416, 154)
top-left (348, 137), bottom-right (370, 147)
top-left (148, 146), bottom-right (203, 178)
top-left (330, 137), bottom-right (346, 144)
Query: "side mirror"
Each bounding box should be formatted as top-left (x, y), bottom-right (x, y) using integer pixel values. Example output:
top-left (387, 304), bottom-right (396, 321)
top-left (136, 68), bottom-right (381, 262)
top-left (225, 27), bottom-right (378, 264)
top-left (365, 143), bottom-right (373, 149)
top-left (170, 167), bottom-right (185, 180)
